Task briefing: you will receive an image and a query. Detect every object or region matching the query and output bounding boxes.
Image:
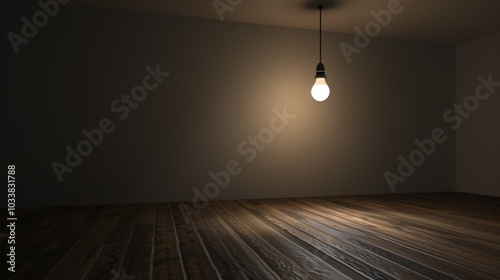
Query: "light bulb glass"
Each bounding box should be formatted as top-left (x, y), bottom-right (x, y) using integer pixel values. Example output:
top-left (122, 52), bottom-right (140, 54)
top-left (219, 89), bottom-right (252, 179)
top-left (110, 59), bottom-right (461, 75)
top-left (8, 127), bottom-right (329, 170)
top-left (311, 77), bottom-right (330, 102)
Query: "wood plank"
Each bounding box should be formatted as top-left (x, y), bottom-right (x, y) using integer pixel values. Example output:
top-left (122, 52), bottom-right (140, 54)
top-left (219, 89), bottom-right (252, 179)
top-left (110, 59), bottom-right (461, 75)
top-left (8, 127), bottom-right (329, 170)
top-left (216, 200), bottom-right (353, 279)
top-left (121, 204), bottom-right (157, 280)
top-left (152, 203), bottom-right (185, 280)
top-left (189, 207), bottom-right (250, 279)
top-left (6, 206), bottom-right (91, 274)
top-left (336, 195), bottom-right (500, 254)
top-left (170, 202), bottom-right (220, 280)
top-left (244, 199), bottom-right (423, 279)
top-left (44, 206), bottom-right (124, 280)
top-left (396, 193), bottom-right (500, 222)
top-left (4, 193), bottom-right (499, 280)
top-left (83, 204), bottom-right (141, 280)
top-left (10, 206), bottom-right (109, 280)
top-left (195, 206), bottom-right (280, 280)
top-left (359, 194), bottom-right (500, 236)
top-left (210, 201), bottom-right (313, 280)
top-left (312, 196), bottom-right (500, 274)
top-left (289, 197), bottom-right (497, 279)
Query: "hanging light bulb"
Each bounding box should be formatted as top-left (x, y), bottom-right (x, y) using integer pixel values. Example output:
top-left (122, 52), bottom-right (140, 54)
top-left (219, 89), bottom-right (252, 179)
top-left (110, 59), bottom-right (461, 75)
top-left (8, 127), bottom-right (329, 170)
top-left (311, 63), bottom-right (330, 102)
top-left (311, 5), bottom-right (330, 102)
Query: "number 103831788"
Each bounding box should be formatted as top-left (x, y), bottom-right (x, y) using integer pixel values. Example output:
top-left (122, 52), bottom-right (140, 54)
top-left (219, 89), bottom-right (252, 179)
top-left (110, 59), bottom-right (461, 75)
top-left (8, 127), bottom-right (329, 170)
top-left (8, 165), bottom-right (16, 215)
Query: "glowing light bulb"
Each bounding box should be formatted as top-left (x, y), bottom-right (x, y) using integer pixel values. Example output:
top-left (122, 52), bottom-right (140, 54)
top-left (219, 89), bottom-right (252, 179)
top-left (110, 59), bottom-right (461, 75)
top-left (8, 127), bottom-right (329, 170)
top-left (311, 77), bottom-right (330, 102)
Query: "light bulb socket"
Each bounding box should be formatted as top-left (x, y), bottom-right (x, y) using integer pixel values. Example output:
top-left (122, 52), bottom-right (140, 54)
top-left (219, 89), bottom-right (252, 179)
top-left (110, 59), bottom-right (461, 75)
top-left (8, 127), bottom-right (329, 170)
top-left (315, 62), bottom-right (326, 78)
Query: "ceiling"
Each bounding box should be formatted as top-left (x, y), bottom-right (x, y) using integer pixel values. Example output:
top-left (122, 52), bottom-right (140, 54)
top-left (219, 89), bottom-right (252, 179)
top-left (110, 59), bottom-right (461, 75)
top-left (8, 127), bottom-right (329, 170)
top-left (72, 0), bottom-right (500, 43)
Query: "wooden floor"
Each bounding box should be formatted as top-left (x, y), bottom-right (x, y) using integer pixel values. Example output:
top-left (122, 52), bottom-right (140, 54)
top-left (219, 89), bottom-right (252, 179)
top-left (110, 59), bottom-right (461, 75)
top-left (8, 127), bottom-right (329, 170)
top-left (2, 192), bottom-right (500, 279)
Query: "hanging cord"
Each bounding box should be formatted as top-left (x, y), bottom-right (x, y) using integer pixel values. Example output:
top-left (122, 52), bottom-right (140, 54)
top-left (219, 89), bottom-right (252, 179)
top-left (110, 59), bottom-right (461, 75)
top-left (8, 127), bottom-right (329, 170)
top-left (319, 5), bottom-right (323, 63)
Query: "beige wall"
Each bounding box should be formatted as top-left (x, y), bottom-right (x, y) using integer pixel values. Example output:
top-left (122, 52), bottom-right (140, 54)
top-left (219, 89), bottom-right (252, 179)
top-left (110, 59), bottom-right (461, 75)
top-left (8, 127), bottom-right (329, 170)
top-left (3, 5), bottom-right (455, 207)
top-left (456, 33), bottom-right (500, 197)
